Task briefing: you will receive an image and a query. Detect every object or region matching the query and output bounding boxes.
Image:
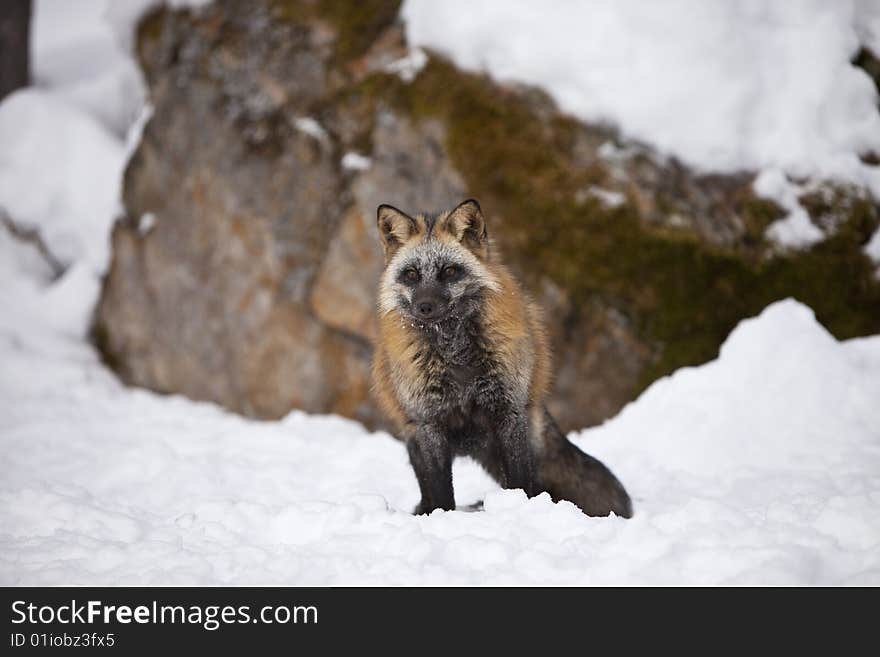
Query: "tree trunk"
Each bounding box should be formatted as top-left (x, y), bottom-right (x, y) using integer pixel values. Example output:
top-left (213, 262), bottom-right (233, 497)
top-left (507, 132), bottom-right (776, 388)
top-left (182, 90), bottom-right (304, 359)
top-left (0, 0), bottom-right (31, 102)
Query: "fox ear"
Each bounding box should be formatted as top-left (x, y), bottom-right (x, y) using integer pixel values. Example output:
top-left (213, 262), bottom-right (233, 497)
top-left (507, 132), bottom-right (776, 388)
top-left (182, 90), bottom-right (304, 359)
top-left (377, 204), bottom-right (417, 260)
top-left (445, 199), bottom-right (487, 257)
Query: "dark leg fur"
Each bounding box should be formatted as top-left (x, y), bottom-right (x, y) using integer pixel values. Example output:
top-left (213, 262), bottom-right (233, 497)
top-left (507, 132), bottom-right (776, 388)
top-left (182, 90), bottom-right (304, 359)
top-left (407, 424), bottom-right (454, 514)
top-left (495, 411), bottom-right (541, 497)
top-left (537, 408), bottom-right (633, 518)
top-left (406, 410), bottom-right (631, 518)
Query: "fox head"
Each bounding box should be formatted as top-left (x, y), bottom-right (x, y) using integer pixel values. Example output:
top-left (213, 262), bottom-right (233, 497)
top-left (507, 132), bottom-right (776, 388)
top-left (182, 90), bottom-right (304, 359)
top-left (376, 199), bottom-right (500, 323)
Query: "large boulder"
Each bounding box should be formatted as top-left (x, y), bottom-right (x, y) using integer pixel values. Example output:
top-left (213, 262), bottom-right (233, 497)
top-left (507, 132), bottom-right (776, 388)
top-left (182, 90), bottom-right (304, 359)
top-left (94, 0), bottom-right (880, 431)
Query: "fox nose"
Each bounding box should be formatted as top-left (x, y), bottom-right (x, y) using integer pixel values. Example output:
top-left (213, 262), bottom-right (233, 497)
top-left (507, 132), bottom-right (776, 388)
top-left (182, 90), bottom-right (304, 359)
top-left (412, 285), bottom-right (448, 321)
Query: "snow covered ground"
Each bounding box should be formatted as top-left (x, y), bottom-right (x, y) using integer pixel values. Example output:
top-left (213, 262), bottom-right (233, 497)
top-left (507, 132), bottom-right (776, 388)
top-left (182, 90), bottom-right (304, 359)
top-left (1, 1), bottom-right (879, 585)
top-left (2, 275), bottom-right (879, 585)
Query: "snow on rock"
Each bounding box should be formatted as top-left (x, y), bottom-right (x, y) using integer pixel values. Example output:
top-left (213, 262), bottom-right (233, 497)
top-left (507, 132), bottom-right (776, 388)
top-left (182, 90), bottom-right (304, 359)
top-left (32, 0), bottom-right (145, 136)
top-left (578, 186), bottom-right (626, 209)
top-left (865, 226), bottom-right (880, 264)
top-left (383, 47), bottom-right (428, 83)
top-left (341, 152), bottom-right (373, 172)
top-left (294, 117), bottom-right (330, 144)
top-left (858, 0), bottom-right (880, 54)
top-left (402, 0), bottom-right (880, 198)
top-left (754, 168), bottom-right (825, 249)
top-left (0, 89), bottom-right (125, 273)
top-left (2, 0), bottom-right (180, 277)
top-left (32, 0), bottom-right (212, 135)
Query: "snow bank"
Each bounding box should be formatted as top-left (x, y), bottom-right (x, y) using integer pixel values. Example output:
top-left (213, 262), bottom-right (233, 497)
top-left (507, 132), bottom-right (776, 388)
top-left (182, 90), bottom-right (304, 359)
top-left (1, 1), bottom-right (211, 275)
top-left (1, 270), bottom-right (878, 584)
top-left (32, 0), bottom-right (211, 135)
top-left (401, 0), bottom-right (880, 200)
top-left (0, 90), bottom-right (125, 273)
top-left (32, 0), bottom-right (145, 135)
top-left (581, 298), bottom-right (880, 477)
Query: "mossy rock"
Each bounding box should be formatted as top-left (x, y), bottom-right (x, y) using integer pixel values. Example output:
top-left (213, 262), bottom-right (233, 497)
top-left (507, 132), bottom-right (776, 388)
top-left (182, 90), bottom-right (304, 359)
top-left (269, 0), bottom-right (401, 62)
top-left (109, 1), bottom-right (880, 431)
top-left (353, 55), bottom-right (880, 391)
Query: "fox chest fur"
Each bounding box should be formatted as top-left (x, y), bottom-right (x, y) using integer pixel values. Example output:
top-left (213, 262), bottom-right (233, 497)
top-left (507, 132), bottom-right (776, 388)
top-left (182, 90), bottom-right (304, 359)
top-left (379, 306), bottom-right (534, 448)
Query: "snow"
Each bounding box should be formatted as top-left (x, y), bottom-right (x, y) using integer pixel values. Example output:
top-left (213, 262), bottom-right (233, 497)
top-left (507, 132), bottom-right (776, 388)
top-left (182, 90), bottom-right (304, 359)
top-left (383, 47), bottom-right (428, 83)
top-left (3, 257), bottom-right (879, 584)
top-left (32, 0), bottom-right (209, 136)
top-left (754, 168), bottom-right (825, 249)
top-left (32, 0), bottom-right (145, 136)
top-left (578, 186), bottom-right (626, 209)
top-left (341, 152), bottom-right (373, 172)
top-left (0, 89), bottom-right (126, 273)
top-left (293, 117), bottom-right (330, 144)
top-left (137, 212), bottom-right (157, 237)
top-left (1, 0), bottom-right (879, 586)
top-left (401, 0), bottom-right (880, 202)
top-left (865, 226), bottom-right (880, 264)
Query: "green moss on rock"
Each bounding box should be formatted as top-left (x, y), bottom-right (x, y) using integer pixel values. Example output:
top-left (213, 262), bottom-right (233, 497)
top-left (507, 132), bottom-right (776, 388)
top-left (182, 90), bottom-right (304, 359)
top-left (736, 193), bottom-right (786, 246)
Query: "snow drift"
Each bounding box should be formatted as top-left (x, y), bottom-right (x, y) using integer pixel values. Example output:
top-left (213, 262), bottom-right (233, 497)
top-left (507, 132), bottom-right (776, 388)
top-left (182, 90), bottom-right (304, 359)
top-left (2, 258), bottom-right (879, 584)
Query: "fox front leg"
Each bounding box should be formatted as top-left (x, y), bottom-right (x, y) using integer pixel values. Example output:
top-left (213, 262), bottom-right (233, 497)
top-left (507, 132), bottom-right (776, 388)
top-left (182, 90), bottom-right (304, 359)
top-left (495, 409), bottom-right (540, 498)
top-left (407, 423), bottom-right (454, 514)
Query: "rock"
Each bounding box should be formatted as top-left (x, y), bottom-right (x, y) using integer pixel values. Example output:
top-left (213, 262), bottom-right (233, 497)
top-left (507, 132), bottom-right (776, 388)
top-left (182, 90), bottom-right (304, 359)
top-left (310, 110), bottom-right (466, 343)
top-left (94, 0), bottom-right (880, 433)
top-left (538, 280), bottom-right (653, 430)
top-left (96, 0), bottom-right (378, 425)
top-left (309, 206), bottom-right (381, 342)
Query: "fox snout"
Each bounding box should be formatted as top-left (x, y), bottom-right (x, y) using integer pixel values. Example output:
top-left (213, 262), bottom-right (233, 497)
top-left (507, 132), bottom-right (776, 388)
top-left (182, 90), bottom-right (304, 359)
top-left (411, 284), bottom-right (449, 321)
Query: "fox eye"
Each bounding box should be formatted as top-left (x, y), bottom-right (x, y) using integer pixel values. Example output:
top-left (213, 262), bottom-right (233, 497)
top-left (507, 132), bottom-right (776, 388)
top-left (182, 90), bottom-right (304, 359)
top-left (402, 268), bottom-right (420, 284)
top-left (440, 265), bottom-right (462, 281)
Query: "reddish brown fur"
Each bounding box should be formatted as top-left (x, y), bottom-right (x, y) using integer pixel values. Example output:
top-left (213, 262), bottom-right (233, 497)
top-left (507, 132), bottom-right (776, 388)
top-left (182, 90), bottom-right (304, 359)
top-left (371, 200), bottom-right (632, 518)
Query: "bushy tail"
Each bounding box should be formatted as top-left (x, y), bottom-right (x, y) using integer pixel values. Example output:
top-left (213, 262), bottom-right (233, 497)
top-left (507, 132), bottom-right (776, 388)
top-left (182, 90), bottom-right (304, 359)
top-left (537, 408), bottom-right (633, 518)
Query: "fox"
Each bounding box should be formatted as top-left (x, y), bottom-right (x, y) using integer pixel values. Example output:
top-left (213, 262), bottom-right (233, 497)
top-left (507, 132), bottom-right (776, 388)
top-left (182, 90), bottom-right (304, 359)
top-left (371, 199), bottom-right (633, 518)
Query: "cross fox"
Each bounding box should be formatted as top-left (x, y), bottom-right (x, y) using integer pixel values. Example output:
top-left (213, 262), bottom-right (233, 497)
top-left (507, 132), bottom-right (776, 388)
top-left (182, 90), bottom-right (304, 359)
top-left (371, 199), bottom-right (632, 518)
